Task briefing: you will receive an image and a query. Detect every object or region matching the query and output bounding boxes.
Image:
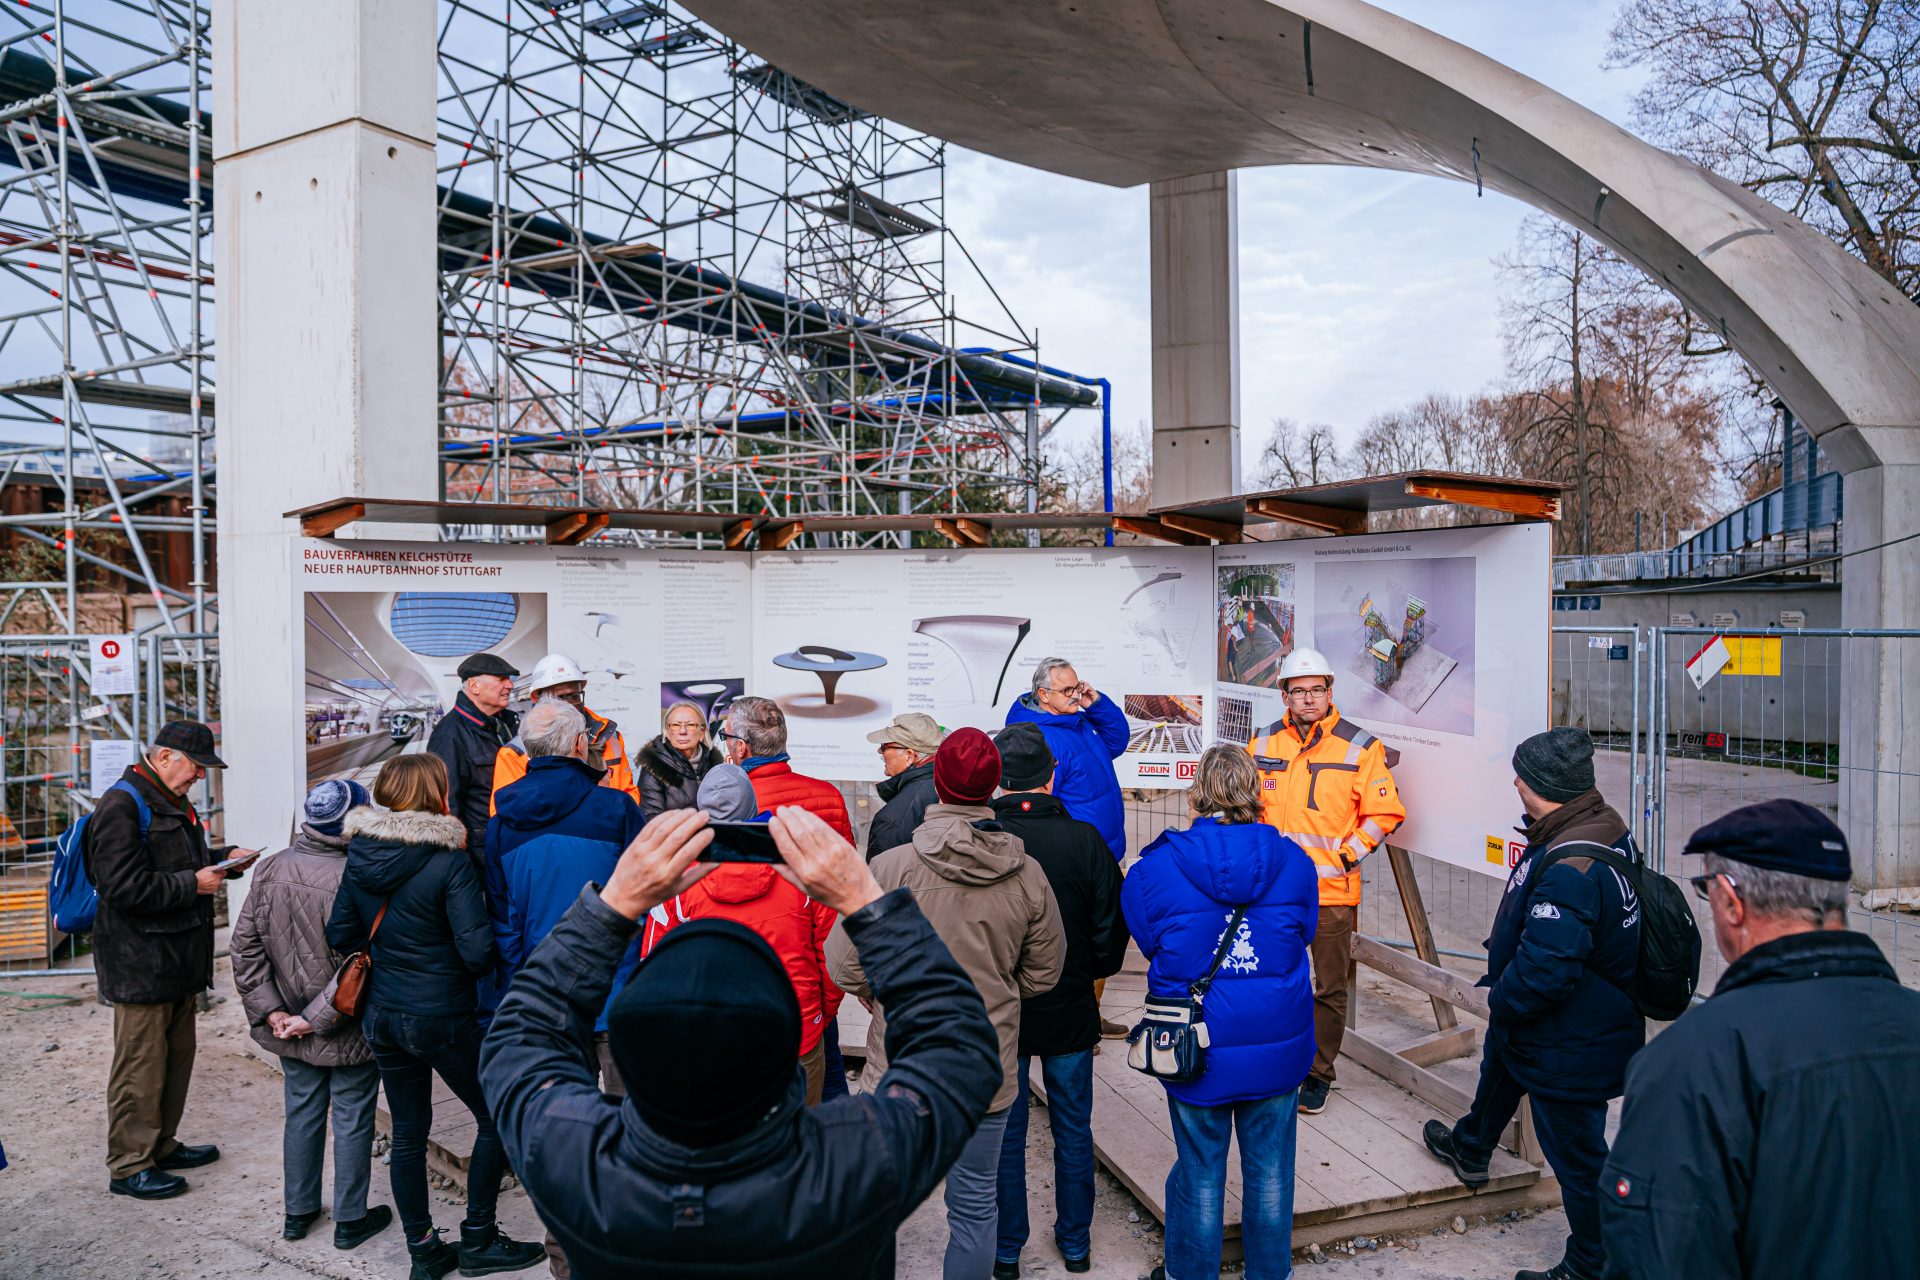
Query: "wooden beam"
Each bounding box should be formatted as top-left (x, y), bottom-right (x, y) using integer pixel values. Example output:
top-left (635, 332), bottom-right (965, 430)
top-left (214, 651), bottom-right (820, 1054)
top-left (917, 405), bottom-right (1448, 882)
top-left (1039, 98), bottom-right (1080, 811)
top-left (759, 521), bottom-right (805, 551)
top-left (1341, 1028), bottom-right (1525, 1157)
top-left (1246, 497), bottom-right (1366, 535)
top-left (1404, 478), bottom-right (1562, 522)
top-left (722, 518), bottom-right (754, 550)
top-left (1158, 512), bottom-right (1243, 544)
top-left (1388, 843), bottom-right (1460, 1031)
top-left (1351, 933), bottom-right (1491, 1021)
top-left (1112, 515), bottom-right (1206, 546)
top-left (300, 501), bottom-right (365, 538)
top-left (932, 517), bottom-right (990, 547)
top-left (544, 511), bottom-right (610, 545)
top-left (1391, 1024), bottom-right (1480, 1069)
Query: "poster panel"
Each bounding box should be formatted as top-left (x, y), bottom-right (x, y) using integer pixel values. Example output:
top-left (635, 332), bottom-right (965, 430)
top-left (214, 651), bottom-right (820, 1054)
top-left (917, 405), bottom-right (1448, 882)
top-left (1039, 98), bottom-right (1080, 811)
top-left (750, 547), bottom-right (1215, 784)
top-left (1215, 522), bottom-right (1550, 879)
top-left (88, 636), bottom-right (138, 697)
top-left (295, 541), bottom-right (751, 790)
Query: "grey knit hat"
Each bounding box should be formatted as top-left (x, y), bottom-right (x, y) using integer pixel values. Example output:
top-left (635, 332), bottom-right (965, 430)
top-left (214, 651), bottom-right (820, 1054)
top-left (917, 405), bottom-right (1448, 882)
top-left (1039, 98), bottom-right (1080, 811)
top-left (1512, 727), bottom-right (1596, 803)
top-left (304, 778), bottom-right (370, 836)
top-left (696, 763), bottom-right (759, 821)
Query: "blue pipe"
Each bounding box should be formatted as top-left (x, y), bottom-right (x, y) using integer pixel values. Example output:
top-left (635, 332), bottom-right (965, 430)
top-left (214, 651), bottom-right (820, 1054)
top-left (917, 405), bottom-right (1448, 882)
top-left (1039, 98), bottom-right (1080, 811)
top-left (959, 349), bottom-right (1114, 545)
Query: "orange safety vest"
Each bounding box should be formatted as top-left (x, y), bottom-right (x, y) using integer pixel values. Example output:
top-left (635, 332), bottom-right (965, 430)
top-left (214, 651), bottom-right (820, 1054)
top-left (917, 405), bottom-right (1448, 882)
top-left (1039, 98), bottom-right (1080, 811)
top-left (1247, 704), bottom-right (1405, 907)
top-left (490, 704), bottom-right (640, 813)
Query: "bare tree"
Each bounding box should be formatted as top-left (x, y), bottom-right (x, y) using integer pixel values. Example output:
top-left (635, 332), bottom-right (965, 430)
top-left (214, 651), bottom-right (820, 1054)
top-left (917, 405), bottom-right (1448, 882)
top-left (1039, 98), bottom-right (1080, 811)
top-left (1256, 418), bottom-right (1347, 488)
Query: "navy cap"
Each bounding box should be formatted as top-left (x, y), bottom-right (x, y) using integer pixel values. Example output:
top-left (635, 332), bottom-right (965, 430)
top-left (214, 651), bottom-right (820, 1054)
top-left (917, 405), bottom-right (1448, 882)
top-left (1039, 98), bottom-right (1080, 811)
top-left (1683, 799), bottom-right (1850, 882)
top-left (154, 720), bottom-right (226, 769)
top-left (456, 652), bottom-right (519, 680)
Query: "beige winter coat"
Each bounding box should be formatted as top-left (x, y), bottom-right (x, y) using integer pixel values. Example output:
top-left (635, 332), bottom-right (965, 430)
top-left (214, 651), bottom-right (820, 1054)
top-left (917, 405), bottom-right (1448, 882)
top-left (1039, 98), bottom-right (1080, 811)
top-left (827, 803), bottom-right (1065, 1112)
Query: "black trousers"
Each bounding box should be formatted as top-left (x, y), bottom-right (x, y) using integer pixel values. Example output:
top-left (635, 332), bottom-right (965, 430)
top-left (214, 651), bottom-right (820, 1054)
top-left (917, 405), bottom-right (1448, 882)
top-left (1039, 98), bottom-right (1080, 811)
top-left (365, 1007), bottom-right (507, 1243)
top-left (1452, 1040), bottom-right (1611, 1279)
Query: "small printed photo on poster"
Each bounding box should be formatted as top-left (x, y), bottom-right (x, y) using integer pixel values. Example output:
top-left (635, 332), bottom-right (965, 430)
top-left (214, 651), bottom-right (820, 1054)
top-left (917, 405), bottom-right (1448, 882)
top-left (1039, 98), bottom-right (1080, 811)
top-left (1313, 557), bottom-right (1475, 736)
top-left (1217, 563), bottom-right (1296, 688)
top-left (1122, 693), bottom-right (1205, 755)
top-left (660, 678), bottom-right (743, 742)
top-left (1213, 693), bottom-right (1254, 746)
top-left (304, 589), bottom-right (548, 787)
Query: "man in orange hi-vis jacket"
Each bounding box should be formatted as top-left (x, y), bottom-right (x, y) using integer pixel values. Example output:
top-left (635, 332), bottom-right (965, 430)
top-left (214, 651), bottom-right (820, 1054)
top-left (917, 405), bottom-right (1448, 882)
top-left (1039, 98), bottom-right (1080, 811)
top-left (1247, 646), bottom-right (1404, 1117)
top-left (490, 653), bottom-right (640, 811)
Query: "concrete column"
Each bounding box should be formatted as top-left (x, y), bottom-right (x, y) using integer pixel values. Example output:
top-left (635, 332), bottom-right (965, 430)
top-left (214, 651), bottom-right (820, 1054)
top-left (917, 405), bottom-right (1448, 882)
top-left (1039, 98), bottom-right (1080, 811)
top-left (213, 2), bottom-right (439, 896)
top-left (1149, 170), bottom-right (1241, 508)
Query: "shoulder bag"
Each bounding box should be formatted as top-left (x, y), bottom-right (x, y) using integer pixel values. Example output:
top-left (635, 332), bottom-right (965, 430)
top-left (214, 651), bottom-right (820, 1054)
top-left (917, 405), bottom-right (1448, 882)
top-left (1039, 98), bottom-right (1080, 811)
top-left (1126, 906), bottom-right (1248, 1084)
top-left (330, 902), bottom-right (388, 1019)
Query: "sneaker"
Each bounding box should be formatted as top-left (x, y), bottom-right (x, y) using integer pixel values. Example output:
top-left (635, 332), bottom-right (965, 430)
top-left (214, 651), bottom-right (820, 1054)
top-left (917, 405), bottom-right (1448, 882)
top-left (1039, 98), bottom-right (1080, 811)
top-left (108, 1168), bottom-right (188, 1200)
top-left (1063, 1255), bottom-right (1091, 1274)
top-left (1516, 1263), bottom-right (1593, 1280)
top-left (334, 1204), bottom-right (394, 1251)
top-left (1297, 1076), bottom-right (1332, 1114)
top-left (459, 1225), bottom-right (547, 1277)
top-left (1100, 1017), bottom-right (1129, 1039)
top-left (1422, 1119), bottom-right (1491, 1189)
top-left (155, 1142), bottom-right (220, 1171)
top-left (283, 1208), bottom-right (323, 1240)
top-left (409, 1230), bottom-right (460, 1280)
top-left (992, 1263), bottom-right (1020, 1280)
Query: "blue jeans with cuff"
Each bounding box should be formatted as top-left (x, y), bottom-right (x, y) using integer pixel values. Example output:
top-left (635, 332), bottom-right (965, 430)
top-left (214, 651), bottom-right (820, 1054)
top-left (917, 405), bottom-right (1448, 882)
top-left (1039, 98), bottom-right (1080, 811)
top-left (1164, 1089), bottom-right (1298, 1280)
top-left (995, 1050), bottom-right (1096, 1265)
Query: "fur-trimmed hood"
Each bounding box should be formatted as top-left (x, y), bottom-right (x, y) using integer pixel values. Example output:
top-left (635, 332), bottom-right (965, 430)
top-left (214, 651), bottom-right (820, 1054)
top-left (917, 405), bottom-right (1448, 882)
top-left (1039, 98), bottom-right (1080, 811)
top-left (344, 805), bottom-right (469, 848)
top-left (343, 806), bottom-right (469, 897)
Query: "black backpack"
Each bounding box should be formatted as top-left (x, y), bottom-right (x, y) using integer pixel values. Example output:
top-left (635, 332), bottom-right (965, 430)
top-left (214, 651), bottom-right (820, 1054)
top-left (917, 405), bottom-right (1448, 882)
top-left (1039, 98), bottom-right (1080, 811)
top-left (1532, 836), bottom-right (1701, 1021)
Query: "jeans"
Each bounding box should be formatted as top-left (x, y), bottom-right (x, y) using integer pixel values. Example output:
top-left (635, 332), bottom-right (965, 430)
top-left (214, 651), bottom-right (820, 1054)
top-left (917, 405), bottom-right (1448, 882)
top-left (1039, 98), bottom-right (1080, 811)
top-left (1164, 1091), bottom-right (1298, 1280)
top-left (365, 1007), bottom-right (506, 1242)
top-left (281, 1057), bottom-right (379, 1221)
top-left (1452, 1043), bottom-right (1610, 1278)
top-left (820, 1018), bottom-right (849, 1101)
top-left (943, 1108), bottom-right (1011, 1280)
top-left (995, 1051), bottom-right (1095, 1264)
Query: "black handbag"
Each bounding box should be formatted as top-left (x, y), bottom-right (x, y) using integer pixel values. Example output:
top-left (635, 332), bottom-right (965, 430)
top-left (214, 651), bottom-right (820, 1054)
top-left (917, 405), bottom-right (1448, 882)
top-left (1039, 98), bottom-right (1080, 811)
top-left (1126, 906), bottom-right (1248, 1084)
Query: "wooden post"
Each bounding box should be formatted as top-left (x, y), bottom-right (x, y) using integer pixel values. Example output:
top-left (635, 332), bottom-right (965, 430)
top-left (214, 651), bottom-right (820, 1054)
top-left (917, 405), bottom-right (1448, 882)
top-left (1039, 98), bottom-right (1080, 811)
top-left (1385, 843), bottom-right (1458, 1032)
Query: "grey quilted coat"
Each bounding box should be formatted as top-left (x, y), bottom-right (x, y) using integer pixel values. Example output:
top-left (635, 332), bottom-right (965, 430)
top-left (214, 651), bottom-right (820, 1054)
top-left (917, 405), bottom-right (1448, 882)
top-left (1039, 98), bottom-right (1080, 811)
top-left (229, 824), bottom-right (372, 1068)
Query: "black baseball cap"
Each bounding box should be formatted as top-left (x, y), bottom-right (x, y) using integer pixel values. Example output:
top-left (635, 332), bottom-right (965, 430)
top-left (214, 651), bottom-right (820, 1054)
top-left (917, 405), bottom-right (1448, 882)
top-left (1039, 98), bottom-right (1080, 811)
top-left (456, 653), bottom-right (519, 680)
top-left (153, 720), bottom-right (226, 769)
top-left (1683, 798), bottom-right (1850, 882)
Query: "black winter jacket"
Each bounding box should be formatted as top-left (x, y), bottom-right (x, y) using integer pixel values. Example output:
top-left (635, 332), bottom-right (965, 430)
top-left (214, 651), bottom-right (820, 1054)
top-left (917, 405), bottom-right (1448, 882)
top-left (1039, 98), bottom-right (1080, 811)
top-left (426, 690), bottom-right (517, 863)
top-left (634, 735), bottom-right (723, 819)
top-left (326, 807), bottom-right (497, 1017)
top-left (480, 885), bottom-right (1000, 1279)
top-left (989, 792), bottom-right (1128, 1056)
top-left (865, 760), bottom-right (936, 859)
top-left (83, 765), bottom-right (218, 1004)
top-left (1601, 929), bottom-right (1920, 1279)
top-left (1481, 789), bottom-right (1644, 1102)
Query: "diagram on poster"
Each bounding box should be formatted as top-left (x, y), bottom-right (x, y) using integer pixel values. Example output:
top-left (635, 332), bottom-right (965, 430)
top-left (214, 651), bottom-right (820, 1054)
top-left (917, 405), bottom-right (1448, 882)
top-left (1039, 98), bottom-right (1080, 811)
top-left (1314, 556), bottom-right (1476, 735)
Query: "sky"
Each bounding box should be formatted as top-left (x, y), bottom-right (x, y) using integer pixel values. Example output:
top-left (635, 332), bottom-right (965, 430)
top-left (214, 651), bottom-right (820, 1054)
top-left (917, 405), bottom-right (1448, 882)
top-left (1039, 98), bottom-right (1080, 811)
top-left (938, 0), bottom-right (1648, 468)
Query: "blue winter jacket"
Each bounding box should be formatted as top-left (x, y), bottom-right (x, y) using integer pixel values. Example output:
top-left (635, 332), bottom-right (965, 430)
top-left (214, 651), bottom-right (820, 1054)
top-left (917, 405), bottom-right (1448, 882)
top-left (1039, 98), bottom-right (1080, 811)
top-left (1122, 817), bottom-right (1318, 1107)
top-left (1004, 691), bottom-right (1130, 859)
top-left (486, 755), bottom-right (647, 1030)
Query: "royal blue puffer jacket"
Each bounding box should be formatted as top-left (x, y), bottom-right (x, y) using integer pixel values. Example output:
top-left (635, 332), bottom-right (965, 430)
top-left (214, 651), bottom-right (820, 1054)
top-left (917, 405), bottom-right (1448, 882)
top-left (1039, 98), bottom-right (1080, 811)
top-left (1004, 692), bottom-right (1130, 859)
top-left (1121, 817), bottom-right (1318, 1106)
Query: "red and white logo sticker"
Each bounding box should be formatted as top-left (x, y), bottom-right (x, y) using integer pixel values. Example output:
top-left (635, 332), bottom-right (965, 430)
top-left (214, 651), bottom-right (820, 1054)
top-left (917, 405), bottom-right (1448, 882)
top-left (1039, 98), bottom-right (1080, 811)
top-left (99, 639), bottom-right (120, 659)
top-left (1615, 1178), bottom-right (1631, 1198)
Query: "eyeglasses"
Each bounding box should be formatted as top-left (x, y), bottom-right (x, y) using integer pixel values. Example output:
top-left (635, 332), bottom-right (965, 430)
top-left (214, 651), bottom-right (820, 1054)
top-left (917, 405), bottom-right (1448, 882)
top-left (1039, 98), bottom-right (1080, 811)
top-left (718, 729), bottom-right (747, 743)
top-left (876, 742), bottom-right (907, 755)
top-left (1688, 871), bottom-right (1737, 903)
top-left (1283, 685), bottom-right (1330, 699)
top-left (665, 719), bottom-right (704, 733)
top-left (550, 688), bottom-right (585, 707)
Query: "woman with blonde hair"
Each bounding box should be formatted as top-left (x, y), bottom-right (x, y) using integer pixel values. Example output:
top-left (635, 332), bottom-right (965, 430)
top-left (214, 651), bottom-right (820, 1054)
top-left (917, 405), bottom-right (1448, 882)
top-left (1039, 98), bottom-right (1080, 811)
top-left (1121, 745), bottom-right (1317, 1280)
top-left (328, 753), bottom-right (541, 1280)
top-left (635, 699), bottom-right (723, 819)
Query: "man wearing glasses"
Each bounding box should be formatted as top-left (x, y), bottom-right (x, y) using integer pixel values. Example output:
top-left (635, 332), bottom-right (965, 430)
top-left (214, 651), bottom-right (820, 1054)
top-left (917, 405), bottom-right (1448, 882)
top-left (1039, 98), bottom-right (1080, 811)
top-left (863, 712), bottom-right (946, 859)
top-left (1246, 647), bottom-right (1405, 1116)
top-left (489, 653), bottom-right (641, 809)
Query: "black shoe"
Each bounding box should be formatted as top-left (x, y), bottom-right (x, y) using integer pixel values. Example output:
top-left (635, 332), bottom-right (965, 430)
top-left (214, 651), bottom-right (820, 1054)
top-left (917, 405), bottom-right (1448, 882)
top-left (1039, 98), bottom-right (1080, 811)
top-left (409, 1230), bottom-right (460, 1280)
top-left (1099, 1017), bottom-right (1129, 1039)
top-left (283, 1208), bottom-right (324, 1240)
top-left (992, 1263), bottom-right (1020, 1280)
top-left (459, 1225), bottom-right (547, 1277)
top-left (1298, 1076), bottom-right (1331, 1115)
top-left (1423, 1119), bottom-right (1491, 1189)
top-left (334, 1204), bottom-right (393, 1251)
top-left (1149, 1269), bottom-right (1166, 1280)
top-left (1516, 1264), bottom-right (1593, 1280)
top-left (109, 1168), bottom-right (188, 1200)
top-left (156, 1142), bottom-right (220, 1171)
top-left (1063, 1256), bottom-right (1091, 1274)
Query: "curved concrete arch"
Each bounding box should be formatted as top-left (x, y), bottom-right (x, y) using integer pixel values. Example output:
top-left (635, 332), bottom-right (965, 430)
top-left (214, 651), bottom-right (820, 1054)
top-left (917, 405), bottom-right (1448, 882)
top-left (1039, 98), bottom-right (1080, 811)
top-left (684, 0), bottom-right (1920, 469)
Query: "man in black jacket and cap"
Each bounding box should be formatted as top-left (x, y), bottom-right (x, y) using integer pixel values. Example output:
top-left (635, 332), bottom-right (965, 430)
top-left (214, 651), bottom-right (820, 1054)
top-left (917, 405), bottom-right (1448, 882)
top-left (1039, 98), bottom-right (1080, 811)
top-left (479, 805), bottom-right (1001, 1279)
top-left (863, 711), bottom-right (944, 858)
top-left (988, 722), bottom-right (1127, 1279)
top-left (428, 652), bottom-right (519, 867)
top-left (1599, 800), bottom-right (1920, 1280)
top-left (85, 721), bottom-right (255, 1200)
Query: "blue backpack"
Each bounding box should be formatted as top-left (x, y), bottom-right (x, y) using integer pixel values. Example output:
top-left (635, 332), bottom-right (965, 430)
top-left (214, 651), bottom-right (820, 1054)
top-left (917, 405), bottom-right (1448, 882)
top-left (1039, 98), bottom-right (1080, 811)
top-left (50, 779), bottom-right (151, 934)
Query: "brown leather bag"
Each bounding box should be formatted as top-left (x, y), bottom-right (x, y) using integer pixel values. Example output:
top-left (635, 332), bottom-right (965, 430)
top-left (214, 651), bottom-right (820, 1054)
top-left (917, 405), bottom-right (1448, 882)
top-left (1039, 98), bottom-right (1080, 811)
top-left (330, 902), bottom-right (388, 1018)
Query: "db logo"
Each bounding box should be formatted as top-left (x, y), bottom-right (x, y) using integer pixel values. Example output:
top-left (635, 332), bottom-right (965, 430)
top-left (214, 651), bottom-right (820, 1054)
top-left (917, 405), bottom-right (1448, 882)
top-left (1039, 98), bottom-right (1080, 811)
top-left (1507, 841), bottom-right (1526, 868)
top-left (99, 640), bottom-right (120, 658)
top-left (1263, 777), bottom-right (1277, 791)
top-left (1175, 761), bottom-right (1198, 781)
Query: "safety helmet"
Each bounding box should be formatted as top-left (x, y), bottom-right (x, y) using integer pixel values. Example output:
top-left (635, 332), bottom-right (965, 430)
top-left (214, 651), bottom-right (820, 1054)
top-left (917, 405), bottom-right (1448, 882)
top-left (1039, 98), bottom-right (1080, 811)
top-left (1276, 646), bottom-right (1335, 686)
top-left (525, 653), bottom-right (587, 694)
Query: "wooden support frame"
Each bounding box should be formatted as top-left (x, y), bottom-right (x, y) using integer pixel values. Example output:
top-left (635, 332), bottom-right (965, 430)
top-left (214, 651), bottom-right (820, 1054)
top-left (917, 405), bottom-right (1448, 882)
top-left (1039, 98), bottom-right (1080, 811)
top-left (759, 521), bottom-right (805, 551)
top-left (1403, 477), bottom-right (1561, 522)
top-left (544, 511), bottom-right (610, 545)
top-left (722, 518), bottom-right (754, 550)
top-left (1112, 515), bottom-right (1206, 545)
top-left (299, 500), bottom-right (365, 538)
top-left (1246, 496), bottom-right (1366, 535)
top-left (1158, 512), bottom-right (1243, 544)
top-left (933, 516), bottom-right (990, 547)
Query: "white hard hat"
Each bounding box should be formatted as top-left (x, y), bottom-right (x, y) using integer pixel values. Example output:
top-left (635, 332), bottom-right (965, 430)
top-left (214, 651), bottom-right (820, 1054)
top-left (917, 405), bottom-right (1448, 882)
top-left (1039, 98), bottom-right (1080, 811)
top-left (526, 653), bottom-right (586, 693)
top-left (1277, 646), bottom-right (1335, 685)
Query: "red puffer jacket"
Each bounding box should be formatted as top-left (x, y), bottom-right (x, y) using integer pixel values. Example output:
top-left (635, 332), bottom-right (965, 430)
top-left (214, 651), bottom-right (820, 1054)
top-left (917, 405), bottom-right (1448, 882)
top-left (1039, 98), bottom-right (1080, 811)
top-left (745, 760), bottom-right (853, 842)
top-left (640, 863), bottom-right (844, 1055)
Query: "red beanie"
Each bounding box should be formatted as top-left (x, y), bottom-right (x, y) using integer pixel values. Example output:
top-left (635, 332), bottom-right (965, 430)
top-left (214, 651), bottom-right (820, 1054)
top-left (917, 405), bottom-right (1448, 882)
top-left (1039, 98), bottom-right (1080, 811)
top-left (933, 726), bottom-right (1002, 805)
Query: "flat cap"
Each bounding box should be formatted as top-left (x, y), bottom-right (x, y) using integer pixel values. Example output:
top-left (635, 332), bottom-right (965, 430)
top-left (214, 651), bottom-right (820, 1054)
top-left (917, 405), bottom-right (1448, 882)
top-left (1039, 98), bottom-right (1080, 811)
top-left (1683, 798), bottom-right (1850, 882)
top-left (456, 652), bottom-right (519, 680)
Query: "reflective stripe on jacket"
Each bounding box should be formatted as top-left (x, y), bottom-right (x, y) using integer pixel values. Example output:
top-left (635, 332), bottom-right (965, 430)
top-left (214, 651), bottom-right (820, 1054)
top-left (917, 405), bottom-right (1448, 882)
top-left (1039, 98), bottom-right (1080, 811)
top-left (489, 704), bottom-right (639, 813)
top-left (1246, 704), bottom-right (1405, 907)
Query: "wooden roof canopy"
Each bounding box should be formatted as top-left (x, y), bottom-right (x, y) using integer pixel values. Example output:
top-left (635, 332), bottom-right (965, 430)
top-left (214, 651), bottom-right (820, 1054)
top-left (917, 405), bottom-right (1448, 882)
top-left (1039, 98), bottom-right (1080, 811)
top-left (287, 472), bottom-right (1564, 550)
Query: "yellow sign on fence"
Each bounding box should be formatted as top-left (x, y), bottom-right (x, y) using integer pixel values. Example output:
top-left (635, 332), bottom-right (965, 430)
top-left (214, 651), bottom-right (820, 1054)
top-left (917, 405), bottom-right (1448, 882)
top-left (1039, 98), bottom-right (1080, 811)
top-left (1722, 636), bottom-right (1783, 676)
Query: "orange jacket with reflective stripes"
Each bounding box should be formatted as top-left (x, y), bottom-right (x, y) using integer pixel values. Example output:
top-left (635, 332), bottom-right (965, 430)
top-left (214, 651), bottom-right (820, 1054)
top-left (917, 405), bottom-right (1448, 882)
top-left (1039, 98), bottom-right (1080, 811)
top-left (1247, 705), bottom-right (1405, 907)
top-left (489, 704), bottom-right (640, 814)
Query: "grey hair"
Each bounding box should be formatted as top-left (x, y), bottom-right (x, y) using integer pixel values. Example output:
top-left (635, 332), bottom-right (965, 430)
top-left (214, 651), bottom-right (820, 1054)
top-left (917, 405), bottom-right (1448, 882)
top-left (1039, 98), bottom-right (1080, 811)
top-left (1031, 656), bottom-right (1074, 694)
top-left (523, 699), bottom-right (586, 759)
top-left (661, 700), bottom-right (705, 731)
top-left (726, 695), bottom-right (786, 757)
top-left (1703, 853), bottom-right (1849, 925)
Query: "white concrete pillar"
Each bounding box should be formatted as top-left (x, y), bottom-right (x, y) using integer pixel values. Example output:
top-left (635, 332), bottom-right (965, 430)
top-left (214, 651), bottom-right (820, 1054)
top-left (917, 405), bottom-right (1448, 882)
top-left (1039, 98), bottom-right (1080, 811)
top-left (1149, 170), bottom-right (1241, 508)
top-left (213, 2), bottom-right (439, 894)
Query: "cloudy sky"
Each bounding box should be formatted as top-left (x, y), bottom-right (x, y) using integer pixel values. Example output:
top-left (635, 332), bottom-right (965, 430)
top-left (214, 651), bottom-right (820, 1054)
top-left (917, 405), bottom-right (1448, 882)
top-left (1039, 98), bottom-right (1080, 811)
top-left (939, 0), bottom-right (1648, 466)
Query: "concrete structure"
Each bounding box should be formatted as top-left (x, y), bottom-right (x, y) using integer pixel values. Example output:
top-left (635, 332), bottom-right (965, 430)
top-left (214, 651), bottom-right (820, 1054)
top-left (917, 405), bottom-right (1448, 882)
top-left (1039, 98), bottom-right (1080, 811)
top-left (1150, 172), bottom-right (1241, 507)
top-left (214, 3), bottom-right (439, 898)
top-left (681, 0), bottom-right (1920, 888)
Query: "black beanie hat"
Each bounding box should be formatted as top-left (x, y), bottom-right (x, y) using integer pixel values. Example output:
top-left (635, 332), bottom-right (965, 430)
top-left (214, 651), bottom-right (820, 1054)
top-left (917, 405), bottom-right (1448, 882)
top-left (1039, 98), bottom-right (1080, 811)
top-left (1512, 726), bottom-right (1596, 803)
top-left (994, 723), bottom-right (1056, 791)
top-left (607, 917), bottom-right (800, 1147)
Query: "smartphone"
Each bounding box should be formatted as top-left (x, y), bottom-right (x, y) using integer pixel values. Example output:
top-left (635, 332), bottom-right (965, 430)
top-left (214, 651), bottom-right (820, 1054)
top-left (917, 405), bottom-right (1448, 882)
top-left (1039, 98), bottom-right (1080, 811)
top-left (211, 848), bottom-right (261, 875)
top-left (698, 820), bottom-right (783, 864)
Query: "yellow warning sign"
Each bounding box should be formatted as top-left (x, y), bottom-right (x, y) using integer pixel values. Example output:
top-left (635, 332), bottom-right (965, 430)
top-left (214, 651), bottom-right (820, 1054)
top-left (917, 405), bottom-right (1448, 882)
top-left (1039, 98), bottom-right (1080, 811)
top-left (1486, 834), bottom-right (1506, 866)
top-left (1722, 636), bottom-right (1782, 676)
